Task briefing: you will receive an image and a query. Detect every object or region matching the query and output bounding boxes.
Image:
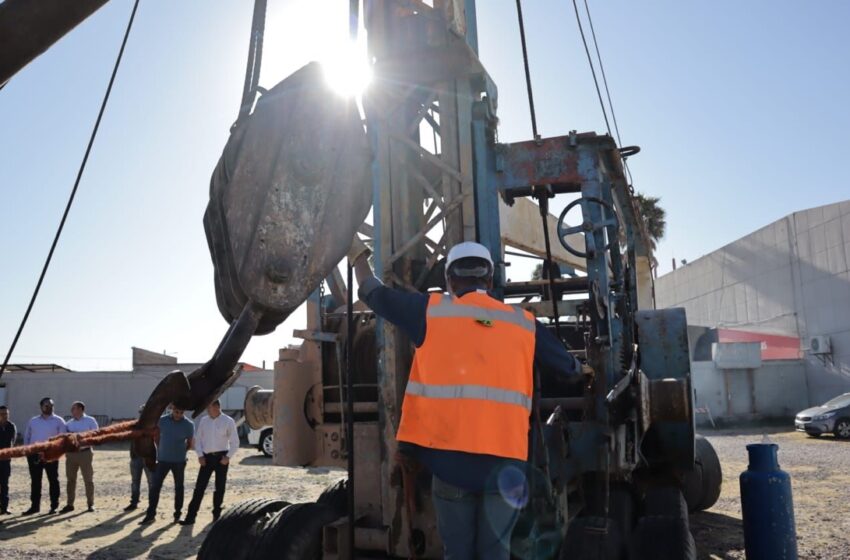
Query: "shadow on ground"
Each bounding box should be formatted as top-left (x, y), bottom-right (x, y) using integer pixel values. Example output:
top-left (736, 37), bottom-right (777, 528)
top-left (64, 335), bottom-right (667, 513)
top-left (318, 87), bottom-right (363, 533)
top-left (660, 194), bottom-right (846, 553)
top-left (238, 455), bottom-right (272, 466)
top-left (691, 511), bottom-right (744, 559)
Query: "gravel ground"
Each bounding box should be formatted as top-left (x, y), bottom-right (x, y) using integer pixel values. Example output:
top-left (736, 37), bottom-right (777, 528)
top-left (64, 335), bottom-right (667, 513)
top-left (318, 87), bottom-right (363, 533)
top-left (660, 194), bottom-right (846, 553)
top-left (691, 428), bottom-right (850, 560)
top-left (0, 442), bottom-right (344, 559)
top-left (0, 430), bottom-right (846, 559)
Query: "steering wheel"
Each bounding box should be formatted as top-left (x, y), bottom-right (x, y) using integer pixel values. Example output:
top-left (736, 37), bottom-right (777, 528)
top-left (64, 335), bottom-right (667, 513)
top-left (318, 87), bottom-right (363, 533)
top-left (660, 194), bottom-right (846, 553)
top-left (556, 196), bottom-right (620, 258)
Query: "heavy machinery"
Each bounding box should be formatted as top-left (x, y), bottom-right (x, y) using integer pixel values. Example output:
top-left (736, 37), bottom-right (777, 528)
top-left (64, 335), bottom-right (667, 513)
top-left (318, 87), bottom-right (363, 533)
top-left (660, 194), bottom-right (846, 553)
top-left (206, 1), bottom-right (721, 559)
top-left (1, 0), bottom-right (721, 557)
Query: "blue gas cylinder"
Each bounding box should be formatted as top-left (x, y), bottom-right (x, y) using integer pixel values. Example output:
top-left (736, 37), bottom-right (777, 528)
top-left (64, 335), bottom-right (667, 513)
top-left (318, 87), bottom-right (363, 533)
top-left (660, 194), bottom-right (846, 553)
top-left (739, 443), bottom-right (798, 560)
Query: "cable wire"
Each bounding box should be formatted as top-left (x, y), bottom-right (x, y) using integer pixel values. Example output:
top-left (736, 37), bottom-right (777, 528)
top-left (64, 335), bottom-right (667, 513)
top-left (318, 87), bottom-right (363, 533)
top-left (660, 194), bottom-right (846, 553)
top-left (515, 0), bottom-right (539, 139)
top-left (581, 0), bottom-right (634, 185)
top-left (238, 0), bottom-right (268, 121)
top-left (0, 0), bottom-right (141, 379)
top-left (570, 0), bottom-right (611, 138)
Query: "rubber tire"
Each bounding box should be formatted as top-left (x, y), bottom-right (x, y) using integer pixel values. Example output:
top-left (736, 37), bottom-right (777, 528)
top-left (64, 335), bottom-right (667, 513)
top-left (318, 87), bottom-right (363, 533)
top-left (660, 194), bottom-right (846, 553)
top-left (561, 516), bottom-right (622, 560)
top-left (316, 478), bottom-right (348, 516)
top-left (834, 418), bottom-right (850, 439)
top-left (629, 515), bottom-right (696, 560)
top-left (681, 461), bottom-right (704, 513)
top-left (559, 484), bottom-right (634, 560)
top-left (249, 502), bottom-right (341, 560)
top-left (259, 429), bottom-right (273, 457)
top-left (694, 435), bottom-right (722, 511)
top-left (197, 498), bottom-right (289, 560)
top-left (630, 487), bottom-right (696, 560)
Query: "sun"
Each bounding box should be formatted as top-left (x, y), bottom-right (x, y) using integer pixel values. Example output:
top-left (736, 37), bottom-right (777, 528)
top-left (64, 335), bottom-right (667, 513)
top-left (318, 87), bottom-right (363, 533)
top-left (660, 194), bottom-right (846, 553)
top-left (319, 37), bottom-right (373, 97)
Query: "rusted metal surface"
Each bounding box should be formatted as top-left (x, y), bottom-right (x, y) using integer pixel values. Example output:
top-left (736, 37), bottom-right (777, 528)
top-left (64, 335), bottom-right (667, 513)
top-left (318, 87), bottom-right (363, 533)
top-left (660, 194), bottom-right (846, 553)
top-left (244, 385), bottom-right (274, 429)
top-left (635, 308), bottom-right (695, 469)
top-left (495, 133), bottom-right (614, 191)
top-left (649, 378), bottom-right (692, 422)
top-left (0, 0), bottom-right (110, 85)
top-left (205, 61), bottom-right (373, 336)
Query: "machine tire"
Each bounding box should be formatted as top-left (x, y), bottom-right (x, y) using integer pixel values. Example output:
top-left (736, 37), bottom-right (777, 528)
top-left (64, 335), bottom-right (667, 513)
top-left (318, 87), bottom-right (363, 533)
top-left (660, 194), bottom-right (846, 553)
top-left (629, 514), bottom-right (696, 560)
top-left (559, 484), bottom-right (634, 560)
top-left (833, 418), bottom-right (850, 440)
top-left (197, 498), bottom-right (289, 560)
top-left (681, 461), bottom-right (704, 513)
top-left (694, 435), bottom-right (722, 511)
top-left (630, 487), bottom-right (695, 560)
top-left (561, 516), bottom-right (622, 560)
top-left (259, 429), bottom-right (273, 457)
top-left (249, 502), bottom-right (341, 560)
top-left (316, 478), bottom-right (348, 515)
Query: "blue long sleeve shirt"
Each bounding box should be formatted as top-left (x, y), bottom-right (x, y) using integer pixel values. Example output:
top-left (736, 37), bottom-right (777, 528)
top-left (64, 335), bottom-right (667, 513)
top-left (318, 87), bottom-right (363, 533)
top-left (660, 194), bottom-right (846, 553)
top-left (359, 277), bottom-right (581, 491)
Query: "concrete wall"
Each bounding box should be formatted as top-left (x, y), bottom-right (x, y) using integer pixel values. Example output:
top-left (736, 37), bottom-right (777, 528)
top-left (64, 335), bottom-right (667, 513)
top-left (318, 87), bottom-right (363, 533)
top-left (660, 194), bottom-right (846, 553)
top-left (692, 360), bottom-right (808, 426)
top-left (658, 200), bottom-right (850, 407)
top-left (1, 365), bottom-right (274, 433)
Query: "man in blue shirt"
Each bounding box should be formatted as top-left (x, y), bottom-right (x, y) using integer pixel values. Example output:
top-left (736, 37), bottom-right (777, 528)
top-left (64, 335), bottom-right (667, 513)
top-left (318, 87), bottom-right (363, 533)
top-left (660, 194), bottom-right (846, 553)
top-left (139, 405), bottom-right (194, 525)
top-left (22, 397), bottom-right (67, 515)
top-left (61, 401), bottom-right (99, 513)
top-left (349, 240), bottom-right (583, 558)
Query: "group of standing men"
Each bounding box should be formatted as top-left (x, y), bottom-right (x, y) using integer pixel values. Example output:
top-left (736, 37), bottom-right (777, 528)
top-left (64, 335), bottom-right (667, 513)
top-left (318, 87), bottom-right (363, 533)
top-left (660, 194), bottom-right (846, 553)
top-left (0, 397), bottom-right (240, 525)
top-left (137, 399), bottom-right (240, 526)
top-left (0, 398), bottom-right (99, 515)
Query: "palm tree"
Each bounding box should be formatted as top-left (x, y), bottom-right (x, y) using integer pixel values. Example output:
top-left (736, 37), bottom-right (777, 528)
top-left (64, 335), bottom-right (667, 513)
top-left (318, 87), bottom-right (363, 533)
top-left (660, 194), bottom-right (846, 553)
top-left (633, 192), bottom-right (666, 249)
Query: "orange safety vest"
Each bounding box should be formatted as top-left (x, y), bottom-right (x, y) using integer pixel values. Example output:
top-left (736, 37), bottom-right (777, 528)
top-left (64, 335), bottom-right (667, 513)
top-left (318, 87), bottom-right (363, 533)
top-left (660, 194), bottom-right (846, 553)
top-left (396, 291), bottom-right (536, 461)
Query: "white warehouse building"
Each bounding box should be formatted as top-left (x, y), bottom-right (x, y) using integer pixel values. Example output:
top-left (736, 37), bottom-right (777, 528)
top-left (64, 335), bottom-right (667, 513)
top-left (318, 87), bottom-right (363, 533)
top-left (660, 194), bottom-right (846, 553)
top-left (656, 199), bottom-right (850, 417)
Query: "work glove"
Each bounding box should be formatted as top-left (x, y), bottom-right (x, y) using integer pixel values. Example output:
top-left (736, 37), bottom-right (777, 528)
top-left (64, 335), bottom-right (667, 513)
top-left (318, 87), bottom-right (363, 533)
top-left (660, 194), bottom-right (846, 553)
top-left (348, 235), bottom-right (372, 265)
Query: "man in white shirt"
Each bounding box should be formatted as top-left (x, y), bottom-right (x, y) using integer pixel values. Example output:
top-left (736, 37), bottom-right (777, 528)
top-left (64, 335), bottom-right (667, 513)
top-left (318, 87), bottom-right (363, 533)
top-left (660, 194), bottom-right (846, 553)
top-left (179, 399), bottom-right (239, 525)
top-left (22, 397), bottom-right (67, 515)
top-left (61, 401), bottom-right (99, 513)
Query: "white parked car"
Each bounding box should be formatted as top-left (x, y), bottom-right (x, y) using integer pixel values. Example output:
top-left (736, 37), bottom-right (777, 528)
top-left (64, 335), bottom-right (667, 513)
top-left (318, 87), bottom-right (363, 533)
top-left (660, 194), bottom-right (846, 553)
top-left (247, 425), bottom-right (273, 457)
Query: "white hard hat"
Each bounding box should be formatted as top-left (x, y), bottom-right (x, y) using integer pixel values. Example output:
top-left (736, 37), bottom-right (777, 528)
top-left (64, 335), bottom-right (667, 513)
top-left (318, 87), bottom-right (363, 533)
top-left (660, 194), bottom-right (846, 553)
top-left (445, 242), bottom-right (494, 277)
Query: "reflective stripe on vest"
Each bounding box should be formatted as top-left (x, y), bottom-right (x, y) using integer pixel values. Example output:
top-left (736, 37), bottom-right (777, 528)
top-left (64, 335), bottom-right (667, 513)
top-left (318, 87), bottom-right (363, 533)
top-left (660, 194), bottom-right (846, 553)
top-left (426, 294), bottom-right (535, 333)
top-left (395, 291), bottom-right (536, 460)
top-left (405, 380), bottom-right (532, 411)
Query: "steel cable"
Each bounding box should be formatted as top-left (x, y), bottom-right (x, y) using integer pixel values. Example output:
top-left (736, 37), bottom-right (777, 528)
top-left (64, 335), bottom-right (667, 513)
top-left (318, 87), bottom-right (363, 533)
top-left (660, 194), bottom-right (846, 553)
top-left (0, 0), bottom-right (141, 379)
top-left (570, 0), bottom-right (611, 138)
top-left (580, 0), bottom-right (635, 185)
top-left (514, 0), bottom-right (539, 139)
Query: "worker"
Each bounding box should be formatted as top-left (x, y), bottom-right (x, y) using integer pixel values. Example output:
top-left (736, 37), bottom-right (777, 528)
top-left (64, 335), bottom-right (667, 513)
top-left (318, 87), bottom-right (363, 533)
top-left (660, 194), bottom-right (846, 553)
top-left (61, 401), bottom-right (99, 513)
top-left (125, 404), bottom-right (152, 511)
top-left (180, 399), bottom-right (240, 525)
top-left (349, 239), bottom-right (583, 559)
top-left (22, 397), bottom-right (67, 515)
top-left (139, 405), bottom-right (194, 525)
top-left (0, 406), bottom-right (16, 515)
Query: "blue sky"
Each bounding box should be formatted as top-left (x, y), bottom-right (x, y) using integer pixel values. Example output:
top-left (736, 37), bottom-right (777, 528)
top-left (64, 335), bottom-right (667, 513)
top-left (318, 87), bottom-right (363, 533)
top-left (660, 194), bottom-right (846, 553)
top-left (2, 0), bottom-right (849, 371)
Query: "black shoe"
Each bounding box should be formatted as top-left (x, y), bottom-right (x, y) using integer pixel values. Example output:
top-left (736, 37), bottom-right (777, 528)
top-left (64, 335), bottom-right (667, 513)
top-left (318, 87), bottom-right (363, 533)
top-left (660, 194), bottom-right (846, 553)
top-left (178, 517), bottom-right (195, 526)
top-left (47, 508), bottom-right (57, 515)
top-left (60, 505), bottom-right (75, 514)
top-left (124, 503), bottom-right (138, 512)
top-left (212, 510), bottom-right (221, 522)
top-left (21, 507), bottom-right (39, 516)
top-left (173, 511), bottom-right (181, 522)
top-left (139, 515), bottom-right (156, 525)
top-left (86, 506), bottom-right (95, 513)
top-left (0, 509), bottom-right (10, 515)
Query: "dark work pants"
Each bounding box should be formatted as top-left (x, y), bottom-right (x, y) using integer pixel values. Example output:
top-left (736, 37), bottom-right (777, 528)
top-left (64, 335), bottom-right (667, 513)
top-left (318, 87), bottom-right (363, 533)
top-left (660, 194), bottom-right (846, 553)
top-left (186, 452), bottom-right (229, 517)
top-left (146, 461), bottom-right (185, 517)
top-left (0, 460), bottom-right (10, 511)
top-left (129, 456), bottom-right (152, 505)
top-left (27, 454), bottom-right (60, 510)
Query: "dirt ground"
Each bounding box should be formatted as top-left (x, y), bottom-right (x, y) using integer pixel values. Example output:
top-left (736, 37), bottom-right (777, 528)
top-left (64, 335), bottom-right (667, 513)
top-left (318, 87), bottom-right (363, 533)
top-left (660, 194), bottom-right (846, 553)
top-left (0, 442), bottom-right (344, 559)
top-left (0, 430), bottom-right (847, 559)
top-left (691, 428), bottom-right (850, 560)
